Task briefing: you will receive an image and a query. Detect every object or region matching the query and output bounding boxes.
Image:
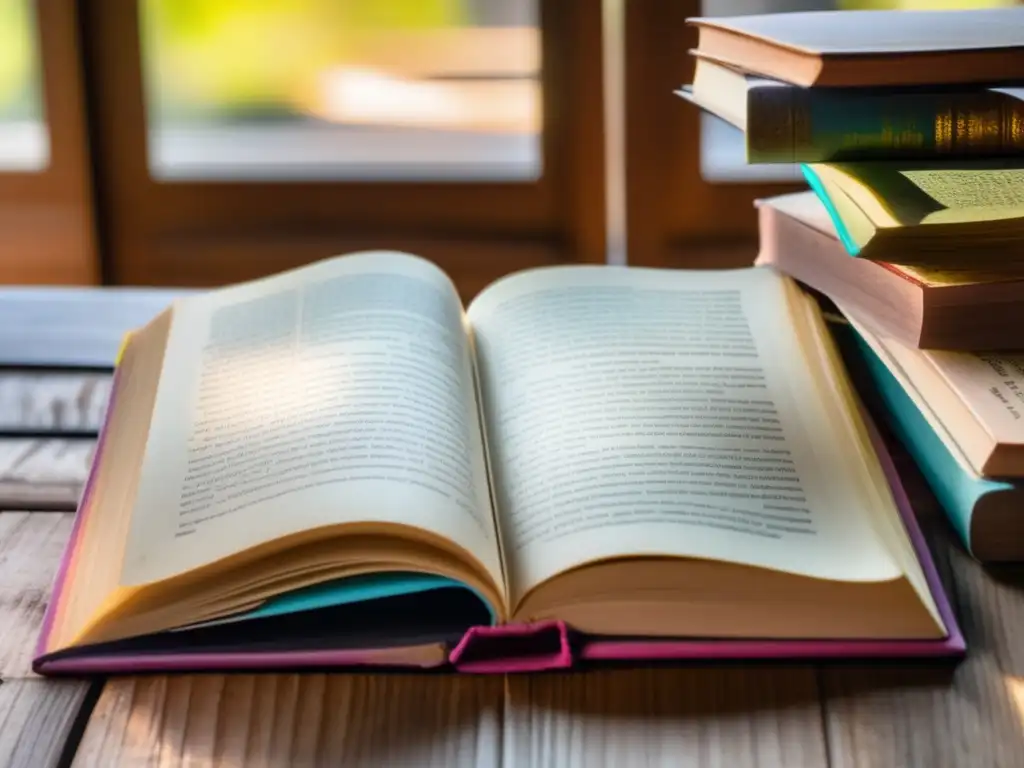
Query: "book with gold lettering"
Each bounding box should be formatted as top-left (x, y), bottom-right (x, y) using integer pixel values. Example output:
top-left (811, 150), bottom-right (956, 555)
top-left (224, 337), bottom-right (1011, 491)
top-left (34, 253), bottom-right (962, 674)
top-left (677, 57), bottom-right (1024, 165)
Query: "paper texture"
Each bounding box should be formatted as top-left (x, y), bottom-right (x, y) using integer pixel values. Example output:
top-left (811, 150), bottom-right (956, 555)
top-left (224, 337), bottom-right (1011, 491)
top-left (925, 353), bottom-right (1024, 447)
top-left (469, 266), bottom-right (903, 604)
top-left (122, 253), bottom-right (502, 589)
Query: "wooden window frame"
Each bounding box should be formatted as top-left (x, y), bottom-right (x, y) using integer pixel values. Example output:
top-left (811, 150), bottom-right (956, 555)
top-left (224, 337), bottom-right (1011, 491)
top-left (0, 0), bottom-right (97, 285)
top-left (624, 0), bottom-right (802, 269)
top-left (83, 0), bottom-right (605, 298)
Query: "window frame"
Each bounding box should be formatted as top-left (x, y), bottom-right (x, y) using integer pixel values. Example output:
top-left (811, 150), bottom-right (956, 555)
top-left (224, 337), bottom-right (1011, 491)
top-left (0, 0), bottom-right (97, 285)
top-left (624, 0), bottom-right (802, 268)
top-left (83, 0), bottom-right (606, 295)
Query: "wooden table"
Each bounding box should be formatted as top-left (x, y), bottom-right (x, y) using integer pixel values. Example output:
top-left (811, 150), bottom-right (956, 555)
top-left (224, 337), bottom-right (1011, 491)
top-left (1, 373), bottom-right (1022, 767)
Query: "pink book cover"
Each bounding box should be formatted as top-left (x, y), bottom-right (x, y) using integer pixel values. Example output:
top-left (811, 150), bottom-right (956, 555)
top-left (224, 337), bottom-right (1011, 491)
top-left (35, 371), bottom-right (965, 675)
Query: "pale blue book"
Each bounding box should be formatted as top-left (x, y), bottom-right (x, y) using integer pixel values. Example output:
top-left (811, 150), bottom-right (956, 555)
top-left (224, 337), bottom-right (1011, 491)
top-left (835, 318), bottom-right (1024, 562)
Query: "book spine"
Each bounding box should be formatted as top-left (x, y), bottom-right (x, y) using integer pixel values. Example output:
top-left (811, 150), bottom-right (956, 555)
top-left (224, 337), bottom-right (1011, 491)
top-left (747, 88), bottom-right (1024, 163)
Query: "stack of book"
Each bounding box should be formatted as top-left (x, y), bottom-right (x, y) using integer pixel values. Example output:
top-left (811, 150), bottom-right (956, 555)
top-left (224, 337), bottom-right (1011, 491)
top-left (682, 6), bottom-right (1024, 562)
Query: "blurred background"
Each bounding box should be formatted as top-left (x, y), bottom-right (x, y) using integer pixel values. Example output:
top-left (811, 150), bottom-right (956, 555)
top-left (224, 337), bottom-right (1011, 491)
top-left (140, 0), bottom-right (541, 181)
top-left (0, 0), bottom-right (47, 170)
top-left (0, 0), bottom-right (1015, 296)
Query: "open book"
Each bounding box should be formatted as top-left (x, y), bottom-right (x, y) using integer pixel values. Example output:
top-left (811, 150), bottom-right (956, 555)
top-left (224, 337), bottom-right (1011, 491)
top-left (802, 162), bottom-right (1024, 270)
top-left (35, 253), bottom-right (961, 674)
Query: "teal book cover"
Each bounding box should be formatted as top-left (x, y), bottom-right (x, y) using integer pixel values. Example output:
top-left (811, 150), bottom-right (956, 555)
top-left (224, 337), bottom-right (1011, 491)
top-left (800, 164), bottom-right (862, 256)
top-left (179, 572), bottom-right (497, 632)
top-left (834, 322), bottom-right (1016, 558)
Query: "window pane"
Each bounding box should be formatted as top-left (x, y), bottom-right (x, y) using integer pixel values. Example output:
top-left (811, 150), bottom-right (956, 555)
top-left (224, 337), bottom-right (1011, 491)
top-left (698, 0), bottom-right (1016, 184)
top-left (140, 0), bottom-right (541, 181)
top-left (0, 0), bottom-right (48, 172)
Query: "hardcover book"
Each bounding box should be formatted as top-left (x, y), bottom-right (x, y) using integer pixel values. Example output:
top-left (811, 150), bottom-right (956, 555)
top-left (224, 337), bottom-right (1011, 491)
top-left (35, 253), bottom-right (963, 674)
top-left (755, 191), bottom-right (1024, 351)
top-left (678, 57), bottom-right (1024, 164)
top-left (687, 8), bottom-right (1024, 88)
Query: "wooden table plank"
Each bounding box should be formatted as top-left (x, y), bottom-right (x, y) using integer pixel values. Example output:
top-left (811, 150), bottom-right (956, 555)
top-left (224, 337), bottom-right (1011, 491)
top-left (0, 440), bottom-right (94, 511)
top-left (0, 680), bottom-right (94, 768)
top-left (822, 546), bottom-right (1024, 768)
top-left (0, 373), bottom-right (111, 436)
top-left (0, 512), bottom-right (74, 678)
top-left (73, 674), bottom-right (504, 767)
top-left (821, 462), bottom-right (1024, 768)
top-left (504, 668), bottom-right (829, 767)
top-left (0, 286), bottom-right (184, 369)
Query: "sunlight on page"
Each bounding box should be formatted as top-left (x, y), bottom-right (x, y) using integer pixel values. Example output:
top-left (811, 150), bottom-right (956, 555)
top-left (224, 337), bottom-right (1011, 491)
top-left (191, 343), bottom-right (348, 438)
top-left (122, 254), bottom-right (500, 588)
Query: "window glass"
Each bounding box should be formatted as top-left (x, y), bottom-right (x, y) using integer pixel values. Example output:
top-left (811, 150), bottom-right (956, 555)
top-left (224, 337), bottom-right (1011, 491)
top-left (0, 0), bottom-right (48, 172)
top-left (140, 0), bottom-right (541, 181)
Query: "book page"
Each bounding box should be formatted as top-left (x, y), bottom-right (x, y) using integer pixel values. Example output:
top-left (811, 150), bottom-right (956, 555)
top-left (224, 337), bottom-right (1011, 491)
top-left (923, 351), bottom-right (1024, 446)
top-left (842, 313), bottom-right (982, 477)
top-left (857, 320), bottom-right (1024, 450)
top-left (467, 266), bottom-right (903, 603)
top-left (905, 168), bottom-right (1024, 210)
top-left (828, 163), bottom-right (1024, 227)
top-left (907, 167), bottom-right (1024, 225)
top-left (121, 252), bottom-right (501, 588)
